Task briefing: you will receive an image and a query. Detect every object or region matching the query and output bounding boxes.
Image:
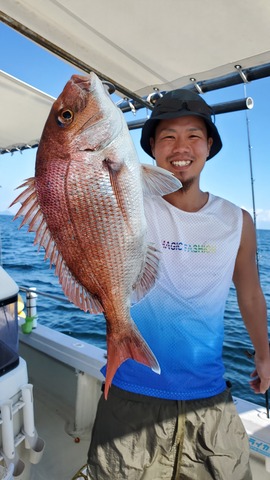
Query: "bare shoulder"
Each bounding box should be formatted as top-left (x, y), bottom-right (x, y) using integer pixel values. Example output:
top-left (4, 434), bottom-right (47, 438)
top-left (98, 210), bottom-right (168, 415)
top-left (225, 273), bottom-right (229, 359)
top-left (241, 208), bottom-right (255, 228)
top-left (233, 209), bottom-right (266, 325)
top-left (239, 208), bottom-right (257, 253)
top-left (233, 208), bottom-right (257, 284)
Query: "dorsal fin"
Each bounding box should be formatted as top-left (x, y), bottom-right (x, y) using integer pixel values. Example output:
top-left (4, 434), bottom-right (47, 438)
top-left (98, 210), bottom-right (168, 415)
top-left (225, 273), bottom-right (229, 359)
top-left (10, 178), bottom-right (103, 314)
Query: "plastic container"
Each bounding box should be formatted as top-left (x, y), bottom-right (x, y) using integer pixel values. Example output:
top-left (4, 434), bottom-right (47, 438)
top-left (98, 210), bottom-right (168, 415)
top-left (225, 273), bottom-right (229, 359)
top-left (0, 267), bottom-right (19, 376)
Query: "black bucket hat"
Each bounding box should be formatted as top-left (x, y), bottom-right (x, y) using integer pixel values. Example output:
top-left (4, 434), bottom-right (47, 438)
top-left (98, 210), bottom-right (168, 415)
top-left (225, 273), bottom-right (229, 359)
top-left (140, 89), bottom-right (222, 160)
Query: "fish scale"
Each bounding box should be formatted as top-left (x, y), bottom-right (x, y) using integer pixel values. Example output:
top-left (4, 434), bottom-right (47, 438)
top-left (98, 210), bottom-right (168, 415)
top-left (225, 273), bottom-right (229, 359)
top-left (11, 72), bottom-right (182, 397)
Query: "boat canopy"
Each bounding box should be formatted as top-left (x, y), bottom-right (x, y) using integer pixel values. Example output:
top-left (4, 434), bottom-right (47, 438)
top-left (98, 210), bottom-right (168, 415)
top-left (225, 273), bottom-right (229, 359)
top-left (0, 70), bottom-right (54, 154)
top-left (1, 0), bottom-right (270, 152)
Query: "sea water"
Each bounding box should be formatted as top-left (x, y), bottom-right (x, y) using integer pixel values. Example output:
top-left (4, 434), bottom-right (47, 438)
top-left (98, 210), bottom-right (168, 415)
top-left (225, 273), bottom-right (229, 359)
top-left (0, 214), bottom-right (269, 407)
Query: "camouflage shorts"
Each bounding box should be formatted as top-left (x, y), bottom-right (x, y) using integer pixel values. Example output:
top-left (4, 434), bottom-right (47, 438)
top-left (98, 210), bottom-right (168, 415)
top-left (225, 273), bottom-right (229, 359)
top-left (87, 385), bottom-right (252, 480)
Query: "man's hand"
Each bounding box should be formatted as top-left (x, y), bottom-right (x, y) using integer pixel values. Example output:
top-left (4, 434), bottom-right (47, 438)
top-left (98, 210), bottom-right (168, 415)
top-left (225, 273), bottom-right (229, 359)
top-left (250, 356), bottom-right (270, 394)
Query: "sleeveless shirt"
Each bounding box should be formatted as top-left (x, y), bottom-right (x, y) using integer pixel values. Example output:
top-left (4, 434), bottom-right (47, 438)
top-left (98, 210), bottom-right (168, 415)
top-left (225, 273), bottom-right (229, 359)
top-left (108, 193), bottom-right (243, 400)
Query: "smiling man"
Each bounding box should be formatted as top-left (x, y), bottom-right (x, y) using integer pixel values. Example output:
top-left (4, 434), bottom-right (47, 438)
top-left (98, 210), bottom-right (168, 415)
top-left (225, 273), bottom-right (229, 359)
top-left (87, 89), bottom-right (270, 480)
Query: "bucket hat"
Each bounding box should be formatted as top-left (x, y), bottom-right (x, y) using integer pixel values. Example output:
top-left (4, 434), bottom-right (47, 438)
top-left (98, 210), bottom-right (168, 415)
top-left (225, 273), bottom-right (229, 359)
top-left (140, 89), bottom-right (222, 160)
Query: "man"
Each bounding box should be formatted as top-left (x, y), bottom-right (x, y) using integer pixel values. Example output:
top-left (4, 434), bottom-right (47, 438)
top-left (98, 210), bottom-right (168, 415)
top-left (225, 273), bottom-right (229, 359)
top-left (87, 89), bottom-right (270, 479)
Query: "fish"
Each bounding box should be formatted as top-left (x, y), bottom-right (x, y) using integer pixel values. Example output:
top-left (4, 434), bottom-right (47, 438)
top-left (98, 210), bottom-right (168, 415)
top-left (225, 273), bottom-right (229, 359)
top-left (11, 72), bottom-right (182, 398)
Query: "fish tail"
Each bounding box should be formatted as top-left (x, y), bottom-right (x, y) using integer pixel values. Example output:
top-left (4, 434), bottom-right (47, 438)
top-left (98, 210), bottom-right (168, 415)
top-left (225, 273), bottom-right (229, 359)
top-left (104, 324), bottom-right (160, 399)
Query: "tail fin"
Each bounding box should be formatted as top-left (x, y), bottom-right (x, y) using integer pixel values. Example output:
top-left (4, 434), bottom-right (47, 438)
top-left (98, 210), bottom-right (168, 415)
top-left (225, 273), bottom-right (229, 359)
top-left (104, 323), bottom-right (160, 399)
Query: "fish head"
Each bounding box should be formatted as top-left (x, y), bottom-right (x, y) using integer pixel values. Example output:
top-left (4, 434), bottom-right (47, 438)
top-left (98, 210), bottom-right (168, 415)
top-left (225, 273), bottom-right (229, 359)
top-left (36, 72), bottom-right (123, 166)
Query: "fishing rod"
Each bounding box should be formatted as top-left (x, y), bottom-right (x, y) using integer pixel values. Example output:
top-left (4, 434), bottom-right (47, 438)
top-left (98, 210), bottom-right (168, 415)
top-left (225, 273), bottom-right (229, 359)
top-left (242, 81), bottom-right (270, 418)
top-left (243, 84), bottom-right (260, 272)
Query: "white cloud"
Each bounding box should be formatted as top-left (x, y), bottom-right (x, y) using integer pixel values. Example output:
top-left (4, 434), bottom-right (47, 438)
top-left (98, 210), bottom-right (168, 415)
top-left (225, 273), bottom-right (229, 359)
top-left (241, 206), bottom-right (270, 229)
top-left (256, 209), bottom-right (270, 222)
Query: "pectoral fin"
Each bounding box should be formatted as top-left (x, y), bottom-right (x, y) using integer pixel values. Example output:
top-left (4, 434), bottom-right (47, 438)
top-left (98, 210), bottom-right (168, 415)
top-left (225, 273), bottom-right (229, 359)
top-left (141, 164), bottom-right (182, 196)
top-left (132, 244), bottom-right (160, 303)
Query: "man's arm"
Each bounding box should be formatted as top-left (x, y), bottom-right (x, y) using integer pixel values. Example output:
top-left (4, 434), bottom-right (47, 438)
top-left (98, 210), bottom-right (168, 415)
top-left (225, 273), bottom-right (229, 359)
top-left (233, 209), bottom-right (270, 394)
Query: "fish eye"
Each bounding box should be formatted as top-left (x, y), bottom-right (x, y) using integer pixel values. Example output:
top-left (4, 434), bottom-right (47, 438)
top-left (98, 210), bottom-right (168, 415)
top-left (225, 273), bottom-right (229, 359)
top-left (57, 109), bottom-right (74, 127)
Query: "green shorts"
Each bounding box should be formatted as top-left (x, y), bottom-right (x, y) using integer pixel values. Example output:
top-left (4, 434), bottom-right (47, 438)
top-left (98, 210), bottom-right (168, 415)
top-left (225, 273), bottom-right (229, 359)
top-left (87, 385), bottom-right (252, 480)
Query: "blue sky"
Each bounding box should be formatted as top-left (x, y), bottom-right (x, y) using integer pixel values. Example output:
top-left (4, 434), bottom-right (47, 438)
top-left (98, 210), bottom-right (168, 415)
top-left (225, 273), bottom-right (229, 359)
top-left (0, 22), bottom-right (270, 229)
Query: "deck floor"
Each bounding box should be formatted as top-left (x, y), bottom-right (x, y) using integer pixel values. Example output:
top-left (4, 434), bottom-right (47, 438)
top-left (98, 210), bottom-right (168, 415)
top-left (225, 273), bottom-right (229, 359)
top-left (29, 387), bottom-right (90, 480)
top-left (29, 387), bottom-right (270, 480)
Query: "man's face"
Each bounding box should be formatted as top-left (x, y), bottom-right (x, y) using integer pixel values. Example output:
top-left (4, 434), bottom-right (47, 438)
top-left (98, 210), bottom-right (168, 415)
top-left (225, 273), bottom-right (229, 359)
top-left (150, 116), bottom-right (213, 188)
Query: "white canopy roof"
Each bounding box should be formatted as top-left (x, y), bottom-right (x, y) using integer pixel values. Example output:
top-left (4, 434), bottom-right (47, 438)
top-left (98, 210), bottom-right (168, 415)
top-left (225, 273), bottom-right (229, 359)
top-left (1, 0), bottom-right (270, 152)
top-left (0, 70), bottom-right (54, 154)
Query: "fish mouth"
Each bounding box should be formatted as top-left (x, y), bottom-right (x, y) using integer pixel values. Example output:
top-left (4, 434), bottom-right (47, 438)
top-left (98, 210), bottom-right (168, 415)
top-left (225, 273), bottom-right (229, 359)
top-left (70, 74), bottom-right (92, 95)
top-left (73, 73), bottom-right (106, 134)
top-left (71, 71), bottom-right (107, 95)
top-left (70, 71), bottom-right (122, 146)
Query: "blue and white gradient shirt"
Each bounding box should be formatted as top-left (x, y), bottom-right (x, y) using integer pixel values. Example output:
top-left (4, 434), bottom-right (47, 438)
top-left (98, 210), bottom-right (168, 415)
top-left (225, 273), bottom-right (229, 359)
top-left (109, 193), bottom-right (243, 400)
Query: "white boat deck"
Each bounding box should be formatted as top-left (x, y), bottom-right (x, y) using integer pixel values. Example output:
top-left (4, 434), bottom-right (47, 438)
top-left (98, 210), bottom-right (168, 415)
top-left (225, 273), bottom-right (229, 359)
top-left (234, 397), bottom-right (270, 479)
top-left (32, 385), bottom-right (270, 480)
top-left (28, 386), bottom-right (89, 480)
top-left (1, 325), bottom-right (270, 479)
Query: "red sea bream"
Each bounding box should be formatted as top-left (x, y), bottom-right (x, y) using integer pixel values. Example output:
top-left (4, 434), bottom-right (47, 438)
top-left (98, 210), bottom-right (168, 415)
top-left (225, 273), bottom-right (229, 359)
top-left (11, 72), bottom-right (181, 397)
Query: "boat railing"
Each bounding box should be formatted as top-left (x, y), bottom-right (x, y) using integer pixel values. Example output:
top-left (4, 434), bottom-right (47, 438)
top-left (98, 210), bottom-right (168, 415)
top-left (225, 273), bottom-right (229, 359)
top-left (18, 285), bottom-right (69, 329)
top-left (19, 285), bottom-right (68, 304)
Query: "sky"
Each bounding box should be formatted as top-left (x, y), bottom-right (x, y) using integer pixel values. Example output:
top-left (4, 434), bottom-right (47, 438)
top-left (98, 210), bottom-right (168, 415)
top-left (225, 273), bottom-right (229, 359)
top-left (0, 22), bottom-right (270, 229)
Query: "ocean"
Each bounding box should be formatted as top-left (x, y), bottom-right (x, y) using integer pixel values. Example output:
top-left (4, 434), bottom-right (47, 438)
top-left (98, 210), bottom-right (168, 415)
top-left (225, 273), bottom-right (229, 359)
top-left (0, 214), bottom-right (269, 407)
